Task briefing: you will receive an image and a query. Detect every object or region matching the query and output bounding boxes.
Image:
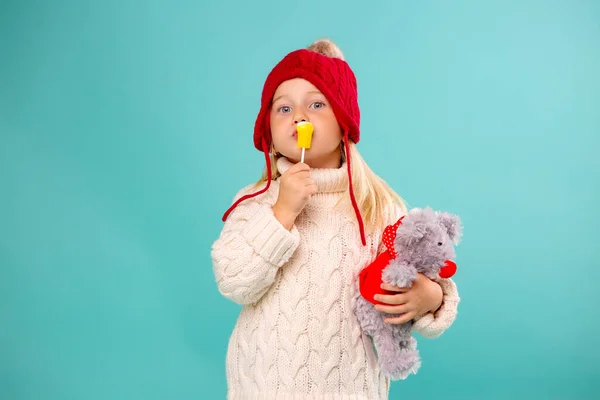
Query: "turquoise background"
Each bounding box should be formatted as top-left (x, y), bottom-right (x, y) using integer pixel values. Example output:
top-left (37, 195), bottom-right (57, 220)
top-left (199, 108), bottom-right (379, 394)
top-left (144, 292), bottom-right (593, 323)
top-left (1, 0), bottom-right (599, 398)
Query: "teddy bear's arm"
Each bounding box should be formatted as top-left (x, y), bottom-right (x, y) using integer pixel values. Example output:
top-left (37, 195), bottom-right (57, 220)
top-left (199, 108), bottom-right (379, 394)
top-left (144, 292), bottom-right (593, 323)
top-left (381, 260), bottom-right (418, 289)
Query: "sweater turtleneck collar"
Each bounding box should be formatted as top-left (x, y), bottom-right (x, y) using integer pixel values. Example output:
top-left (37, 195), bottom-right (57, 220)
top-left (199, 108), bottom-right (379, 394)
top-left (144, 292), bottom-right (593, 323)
top-left (276, 157), bottom-right (349, 194)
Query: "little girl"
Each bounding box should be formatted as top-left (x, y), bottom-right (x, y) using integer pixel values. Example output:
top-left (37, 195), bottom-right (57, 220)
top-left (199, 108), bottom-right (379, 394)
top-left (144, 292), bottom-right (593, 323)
top-left (211, 38), bottom-right (460, 400)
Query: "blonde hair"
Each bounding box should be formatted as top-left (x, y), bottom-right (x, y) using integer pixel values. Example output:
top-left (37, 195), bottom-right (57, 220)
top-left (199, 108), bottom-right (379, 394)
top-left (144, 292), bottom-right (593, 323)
top-left (254, 38), bottom-right (408, 233)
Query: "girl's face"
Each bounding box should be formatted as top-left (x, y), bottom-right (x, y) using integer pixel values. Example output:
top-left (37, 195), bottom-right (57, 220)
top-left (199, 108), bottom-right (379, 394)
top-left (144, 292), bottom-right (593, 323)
top-left (269, 78), bottom-right (343, 168)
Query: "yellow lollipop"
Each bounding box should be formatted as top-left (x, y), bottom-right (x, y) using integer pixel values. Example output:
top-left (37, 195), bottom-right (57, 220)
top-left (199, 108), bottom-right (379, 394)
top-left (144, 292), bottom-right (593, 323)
top-left (296, 121), bottom-right (314, 162)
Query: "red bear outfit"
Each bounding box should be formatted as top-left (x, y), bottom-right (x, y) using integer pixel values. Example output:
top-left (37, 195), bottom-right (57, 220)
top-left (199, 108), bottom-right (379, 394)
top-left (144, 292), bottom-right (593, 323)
top-left (358, 217), bottom-right (457, 306)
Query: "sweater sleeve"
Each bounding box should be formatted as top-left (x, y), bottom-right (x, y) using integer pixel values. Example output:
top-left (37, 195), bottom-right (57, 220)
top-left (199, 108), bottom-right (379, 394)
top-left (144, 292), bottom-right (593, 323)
top-left (411, 277), bottom-right (460, 338)
top-left (211, 184), bottom-right (300, 305)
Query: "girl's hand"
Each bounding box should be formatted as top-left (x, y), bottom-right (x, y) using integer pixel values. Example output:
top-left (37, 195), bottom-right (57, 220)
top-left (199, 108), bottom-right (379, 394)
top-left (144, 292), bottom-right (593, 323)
top-left (272, 162), bottom-right (317, 230)
top-left (373, 273), bottom-right (443, 325)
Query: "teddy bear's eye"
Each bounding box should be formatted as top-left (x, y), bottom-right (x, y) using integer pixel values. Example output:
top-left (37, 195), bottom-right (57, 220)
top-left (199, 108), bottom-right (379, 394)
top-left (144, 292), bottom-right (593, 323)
top-left (437, 242), bottom-right (443, 246)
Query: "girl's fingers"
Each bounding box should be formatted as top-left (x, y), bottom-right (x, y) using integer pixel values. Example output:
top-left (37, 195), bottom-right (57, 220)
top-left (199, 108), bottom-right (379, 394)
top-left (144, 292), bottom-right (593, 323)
top-left (374, 303), bottom-right (412, 315)
top-left (374, 293), bottom-right (408, 305)
top-left (381, 283), bottom-right (409, 292)
top-left (301, 178), bottom-right (316, 186)
top-left (384, 311), bottom-right (417, 325)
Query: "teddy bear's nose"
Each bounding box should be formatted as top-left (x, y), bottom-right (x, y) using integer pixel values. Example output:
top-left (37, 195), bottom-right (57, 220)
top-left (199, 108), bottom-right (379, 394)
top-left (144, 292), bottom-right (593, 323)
top-left (439, 260), bottom-right (457, 278)
top-left (437, 242), bottom-right (443, 246)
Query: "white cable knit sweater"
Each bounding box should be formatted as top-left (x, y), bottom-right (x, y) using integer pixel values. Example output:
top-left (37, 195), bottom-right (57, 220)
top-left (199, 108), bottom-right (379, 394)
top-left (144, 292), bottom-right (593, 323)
top-left (211, 157), bottom-right (460, 400)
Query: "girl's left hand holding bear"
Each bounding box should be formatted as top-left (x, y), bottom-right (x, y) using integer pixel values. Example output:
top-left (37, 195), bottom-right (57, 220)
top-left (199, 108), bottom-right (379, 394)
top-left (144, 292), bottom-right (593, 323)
top-left (376, 275), bottom-right (444, 325)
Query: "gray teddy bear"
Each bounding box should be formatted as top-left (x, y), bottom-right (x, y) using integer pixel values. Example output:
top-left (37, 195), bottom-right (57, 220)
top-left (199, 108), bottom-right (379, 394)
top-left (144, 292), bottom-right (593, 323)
top-left (353, 206), bottom-right (462, 380)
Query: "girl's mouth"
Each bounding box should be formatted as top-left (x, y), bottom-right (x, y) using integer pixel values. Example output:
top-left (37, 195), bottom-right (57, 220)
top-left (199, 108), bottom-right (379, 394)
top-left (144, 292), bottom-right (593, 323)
top-left (292, 131), bottom-right (314, 138)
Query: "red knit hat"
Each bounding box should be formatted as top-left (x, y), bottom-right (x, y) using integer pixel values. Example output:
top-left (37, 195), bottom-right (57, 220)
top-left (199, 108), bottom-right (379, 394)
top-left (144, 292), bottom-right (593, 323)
top-left (222, 41), bottom-right (366, 245)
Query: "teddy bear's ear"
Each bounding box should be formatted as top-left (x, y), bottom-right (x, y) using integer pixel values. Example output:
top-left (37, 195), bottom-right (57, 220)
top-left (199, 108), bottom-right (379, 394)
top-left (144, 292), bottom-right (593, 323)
top-left (438, 212), bottom-right (462, 244)
top-left (395, 221), bottom-right (427, 246)
top-left (394, 208), bottom-right (429, 246)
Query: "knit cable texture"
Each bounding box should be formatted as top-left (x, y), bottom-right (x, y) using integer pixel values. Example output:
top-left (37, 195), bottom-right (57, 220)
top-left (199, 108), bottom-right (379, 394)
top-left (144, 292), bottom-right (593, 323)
top-left (211, 157), bottom-right (459, 399)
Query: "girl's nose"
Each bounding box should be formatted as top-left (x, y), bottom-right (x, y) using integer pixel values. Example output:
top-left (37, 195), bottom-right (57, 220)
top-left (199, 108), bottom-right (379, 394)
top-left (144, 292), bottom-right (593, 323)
top-left (294, 116), bottom-right (307, 125)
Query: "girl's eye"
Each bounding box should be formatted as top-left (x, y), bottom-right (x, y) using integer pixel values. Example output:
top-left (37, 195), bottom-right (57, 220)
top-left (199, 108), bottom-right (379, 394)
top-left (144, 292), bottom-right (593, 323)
top-left (310, 102), bottom-right (325, 109)
top-left (278, 106), bottom-right (291, 113)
